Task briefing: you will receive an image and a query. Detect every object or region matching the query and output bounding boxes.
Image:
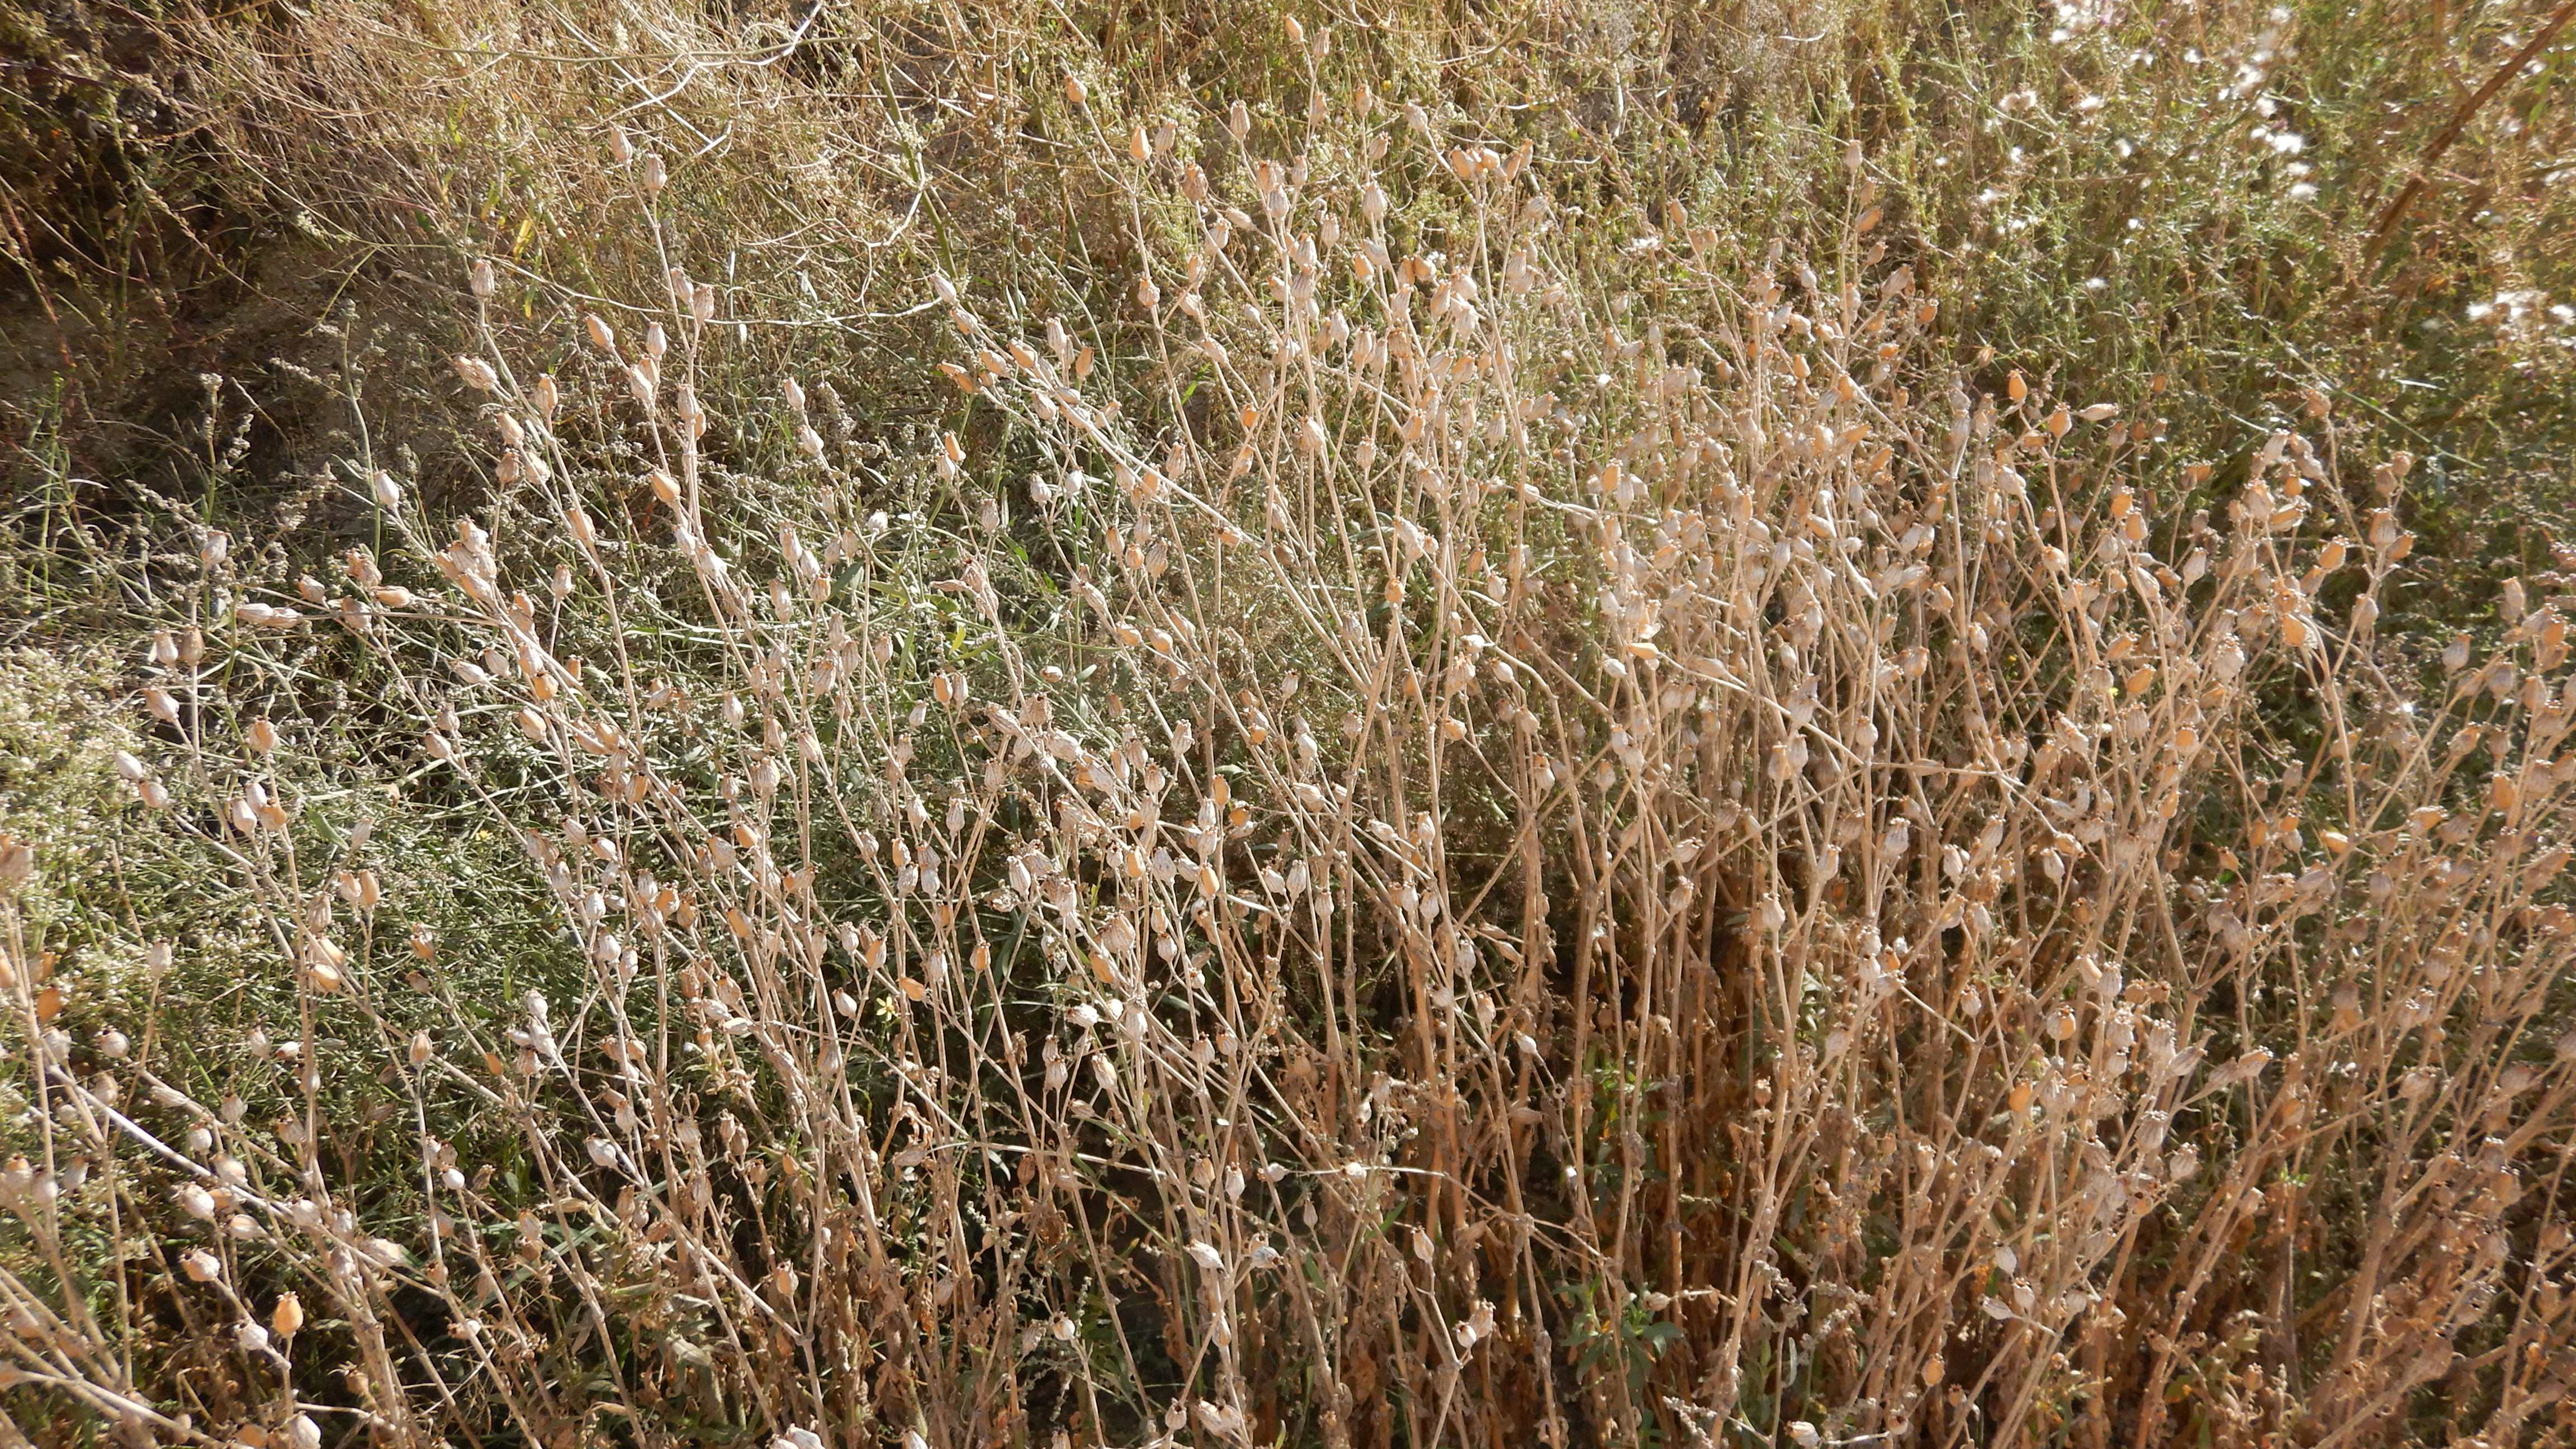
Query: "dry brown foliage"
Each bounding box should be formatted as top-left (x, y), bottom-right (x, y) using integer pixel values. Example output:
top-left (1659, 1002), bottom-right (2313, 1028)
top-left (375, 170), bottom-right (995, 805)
top-left (3, 4), bottom-right (2574, 1448)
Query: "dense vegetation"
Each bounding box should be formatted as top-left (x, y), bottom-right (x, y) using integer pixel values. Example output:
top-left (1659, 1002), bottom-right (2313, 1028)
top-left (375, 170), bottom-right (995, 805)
top-left (3, 2), bottom-right (2575, 1445)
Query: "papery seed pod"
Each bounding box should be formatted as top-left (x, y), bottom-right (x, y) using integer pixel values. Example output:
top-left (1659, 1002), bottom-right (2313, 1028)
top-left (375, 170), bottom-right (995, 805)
top-left (641, 153), bottom-right (667, 193)
top-left (333, 870), bottom-right (378, 911)
top-left (371, 470), bottom-right (402, 509)
top-left (1063, 74), bottom-right (1087, 106)
top-left (468, 258), bottom-right (495, 299)
top-left (453, 356), bottom-right (499, 392)
top-left (586, 314), bottom-right (616, 352)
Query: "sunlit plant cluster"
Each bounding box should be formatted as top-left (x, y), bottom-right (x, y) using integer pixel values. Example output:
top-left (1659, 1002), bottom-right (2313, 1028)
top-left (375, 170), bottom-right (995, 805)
top-left (3, 10), bottom-right (2574, 1449)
